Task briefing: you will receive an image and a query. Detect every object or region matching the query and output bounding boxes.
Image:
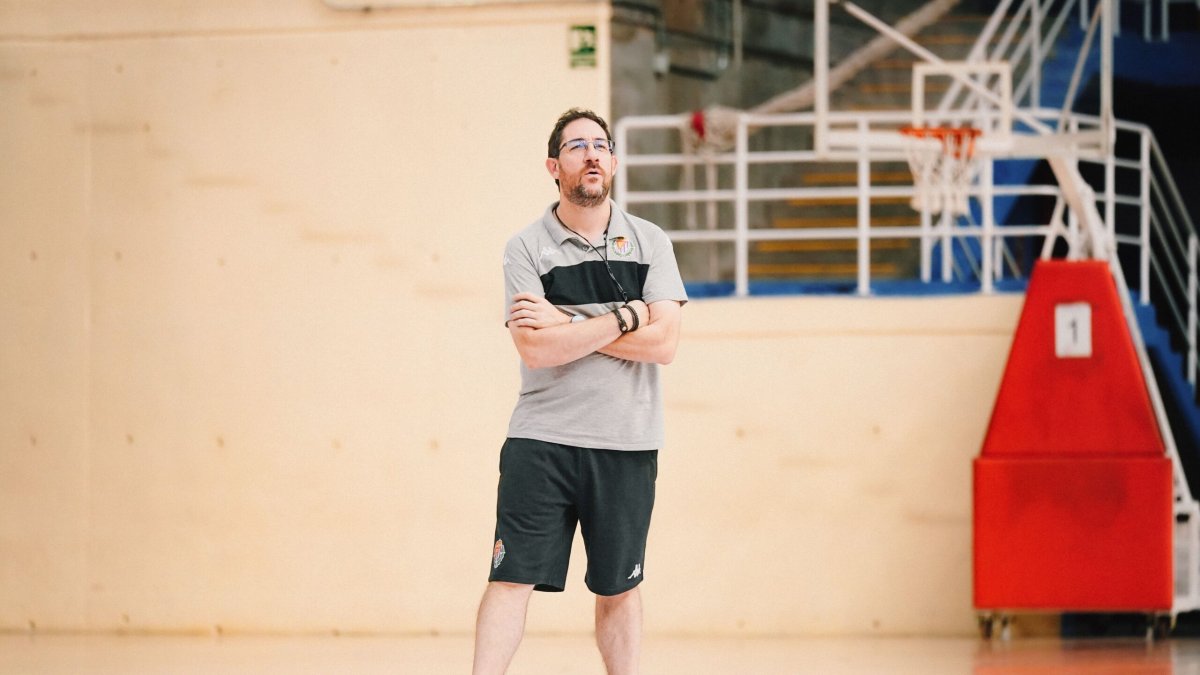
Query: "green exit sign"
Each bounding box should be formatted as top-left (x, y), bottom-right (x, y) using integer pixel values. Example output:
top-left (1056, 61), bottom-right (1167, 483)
top-left (570, 25), bottom-right (596, 68)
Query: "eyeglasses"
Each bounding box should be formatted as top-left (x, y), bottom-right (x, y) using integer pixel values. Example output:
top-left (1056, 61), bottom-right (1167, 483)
top-left (558, 138), bottom-right (615, 155)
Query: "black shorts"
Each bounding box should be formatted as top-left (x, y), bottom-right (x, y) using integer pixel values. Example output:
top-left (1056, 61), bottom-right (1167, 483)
top-left (488, 437), bottom-right (658, 596)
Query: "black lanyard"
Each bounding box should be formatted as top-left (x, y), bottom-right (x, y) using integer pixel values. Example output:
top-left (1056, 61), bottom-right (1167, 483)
top-left (555, 208), bottom-right (630, 304)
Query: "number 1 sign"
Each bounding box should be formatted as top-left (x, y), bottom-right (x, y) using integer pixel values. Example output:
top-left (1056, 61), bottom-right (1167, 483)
top-left (1055, 302), bottom-right (1093, 358)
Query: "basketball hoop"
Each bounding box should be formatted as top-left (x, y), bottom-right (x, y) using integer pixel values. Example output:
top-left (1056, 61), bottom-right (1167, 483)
top-left (900, 126), bottom-right (981, 216)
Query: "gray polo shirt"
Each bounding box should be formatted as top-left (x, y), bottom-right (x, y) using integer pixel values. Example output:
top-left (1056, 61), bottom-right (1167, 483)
top-left (502, 201), bottom-right (688, 451)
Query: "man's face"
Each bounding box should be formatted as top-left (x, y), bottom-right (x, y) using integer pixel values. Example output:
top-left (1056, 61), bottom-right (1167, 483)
top-left (548, 118), bottom-right (617, 208)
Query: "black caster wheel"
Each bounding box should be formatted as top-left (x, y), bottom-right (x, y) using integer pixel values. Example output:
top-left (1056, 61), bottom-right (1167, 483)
top-left (978, 613), bottom-right (995, 640)
top-left (1145, 613), bottom-right (1172, 642)
top-left (978, 613), bottom-right (1011, 640)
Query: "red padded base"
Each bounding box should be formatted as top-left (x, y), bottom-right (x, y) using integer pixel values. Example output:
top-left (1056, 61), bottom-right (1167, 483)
top-left (974, 456), bottom-right (1173, 611)
top-left (982, 261), bottom-right (1164, 458)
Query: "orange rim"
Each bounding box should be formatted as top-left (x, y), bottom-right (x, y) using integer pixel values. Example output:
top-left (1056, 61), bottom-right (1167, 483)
top-left (899, 126), bottom-right (982, 159)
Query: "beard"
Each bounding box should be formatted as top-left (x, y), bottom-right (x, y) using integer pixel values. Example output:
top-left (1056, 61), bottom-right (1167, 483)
top-left (563, 172), bottom-right (611, 208)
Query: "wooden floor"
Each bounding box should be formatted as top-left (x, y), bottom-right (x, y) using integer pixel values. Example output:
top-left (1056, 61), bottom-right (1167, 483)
top-left (3, 633), bottom-right (1199, 674)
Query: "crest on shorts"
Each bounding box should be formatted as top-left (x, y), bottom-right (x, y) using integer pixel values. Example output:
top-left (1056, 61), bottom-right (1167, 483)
top-left (610, 236), bottom-right (633, 258)
top-left (492, 539), bottom-right (506, 569)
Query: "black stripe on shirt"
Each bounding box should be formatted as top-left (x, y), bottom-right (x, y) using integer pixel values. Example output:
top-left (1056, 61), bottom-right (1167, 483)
top-left (541, 260), bottom-right (648, 306)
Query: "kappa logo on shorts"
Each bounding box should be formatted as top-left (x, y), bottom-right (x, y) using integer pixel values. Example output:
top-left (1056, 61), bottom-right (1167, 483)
top-left (610, 236), bottom-right (634, 258)
top-left (627, 563), bottom-right (642, 580)
top-left (492, 539), bottom-right (506, 569)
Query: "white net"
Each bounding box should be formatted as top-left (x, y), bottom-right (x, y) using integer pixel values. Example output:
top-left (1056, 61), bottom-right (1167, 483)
top-left (902, 127), bottom-right (980, 216)
top-left (684, 105), bottom-right (742, 153)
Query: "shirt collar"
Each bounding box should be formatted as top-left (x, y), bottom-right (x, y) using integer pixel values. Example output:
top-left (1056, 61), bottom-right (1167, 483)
top-left (540, 200), bottom-right (627, 247)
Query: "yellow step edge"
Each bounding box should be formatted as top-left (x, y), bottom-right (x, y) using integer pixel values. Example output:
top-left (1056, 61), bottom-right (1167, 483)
top-left (787, 196), bottom-right (912, 207)
top-left (938, 14), bottom-right (996, 23)
top-left (858, 81), bottom-right (949, 95)
top-left (748, 262), bottom-right (901, 277)
top-left (786, 196), bottom-right (911, 207)
top-left (802, 170), bottom-right (913, 186)
top-left (919, 33), bottom-right (1000, 46)
top-left (773, 215), bottom-right (918, 228)
top-left (872, 59), bottom-right (918, 70)
top-left (754, 239), bottom-right (912, 253)
top-left (845, 102), bottom-right (909, 112)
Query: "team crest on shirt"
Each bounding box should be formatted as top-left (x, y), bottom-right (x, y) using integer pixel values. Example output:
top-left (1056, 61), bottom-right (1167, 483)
top-left (610, 236), bottom-right (634, 257)
top-left (492, 539), bottom-right (506, 569)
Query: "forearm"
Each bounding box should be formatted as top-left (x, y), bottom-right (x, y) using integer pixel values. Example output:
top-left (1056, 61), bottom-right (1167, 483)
top-left (510, 312), bottom-right (623, 369)
top-left (596, 301), bottom-right (681, 365)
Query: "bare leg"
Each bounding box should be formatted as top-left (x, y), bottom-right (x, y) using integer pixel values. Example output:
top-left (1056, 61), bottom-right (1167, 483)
top-left (594, 587), bottom-right (642, 675)
top-left (473, 582), bottom-right (535, 675)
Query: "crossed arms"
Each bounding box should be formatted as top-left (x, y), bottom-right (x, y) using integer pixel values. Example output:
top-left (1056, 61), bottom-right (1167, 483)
top-left (506, 292), bottom-right (682, 369)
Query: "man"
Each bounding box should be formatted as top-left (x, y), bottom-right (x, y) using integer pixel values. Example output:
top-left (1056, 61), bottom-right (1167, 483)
top-left (472, 108), bottom-right (687, 675)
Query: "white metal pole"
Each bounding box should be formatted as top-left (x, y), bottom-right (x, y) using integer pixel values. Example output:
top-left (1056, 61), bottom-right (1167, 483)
top-left (1031, 0), bottom-right (1042, 109)
top-left (982, 157), bottom-right (995, 293)
top-left (706, 157), bottom-right (719, 280)
top-left (1106, 139), bottom-right (1116, 245)
top-left (920, 200), bottom-right (933, 282)
top-left (1141, 131), bottom-right (1152, 305)
top-left (1190, 235), bottom-right (1197, 388)
top-left (1102, 0), bottom-right (1115, 157)
top-left (940, 146), bottom-right (952, 283)
top-left (941, 211), bottom-right (953, 282)
top-left (815, 0), bottom-right (829, 157)
top-left (1059, 1), bottom-right (1104, 133)
top-left (912, 66), bottom-right (926, 128)
top-left (1068, 206), bottom-right (1080, 259)
top-left (705, 159), bottom-right (718, 231)
top-left (1080, 0), bottom-right (1088, 28)
top-left (857, 118), bottom-right (871, 296)
top-left (734, 114), bottom-right (749, 297)
top-left (995, 231), bottom-right (1005, 281)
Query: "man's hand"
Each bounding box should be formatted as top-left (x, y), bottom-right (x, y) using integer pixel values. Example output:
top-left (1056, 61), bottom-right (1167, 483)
top-left (508, 292), bottom-right (570, 329)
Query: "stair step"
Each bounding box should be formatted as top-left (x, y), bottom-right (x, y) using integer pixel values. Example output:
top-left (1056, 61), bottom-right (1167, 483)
top-left (755, 239), bottom-right (911, 253)
top-left (858, 81), bottom-right (949, 95)
top-left (845, 102), bottom-right (915, 112)
top-left (773, 215), bottom-right (919, 228)
top-left (749, 261), bottom-right (900, 277)
top-left (874, 58), bottom-right (919, 70)
top-left (918, 33), bottom-right (997, 46)
top-left (802, 170), bottom-right (913, 186)
top-left (786, 196), bottom-right (911, 207)
top-left (938, 13), bottom-right (994, 24)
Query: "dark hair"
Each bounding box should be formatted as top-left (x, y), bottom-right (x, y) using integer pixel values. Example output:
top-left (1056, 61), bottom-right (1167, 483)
top-left (547, 108), bottom-right (612, 159)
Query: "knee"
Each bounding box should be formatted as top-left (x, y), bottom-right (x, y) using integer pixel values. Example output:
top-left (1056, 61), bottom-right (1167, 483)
top-left (595, 586), bottom-right (639, 608)
top-left (488, 581), bottom-right (535, 597)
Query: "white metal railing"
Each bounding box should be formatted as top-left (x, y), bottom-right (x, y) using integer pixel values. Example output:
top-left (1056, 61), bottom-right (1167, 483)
top-left (615, 106), bottom-right (1127, 294)
top-left (1144, 132), bottom-right (1200, 386)
top-left (937, 0), bottom-right (1096, 118)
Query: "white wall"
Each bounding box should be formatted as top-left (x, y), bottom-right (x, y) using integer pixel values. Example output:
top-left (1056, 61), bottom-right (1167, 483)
top-left (0, 0), bottom-right (1023, 637)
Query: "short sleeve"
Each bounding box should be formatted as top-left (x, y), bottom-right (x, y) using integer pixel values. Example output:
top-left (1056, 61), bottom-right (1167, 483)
top-left (502, 236), bottom-right (545, 324)
top-left (640, 227), bottom-right (688, 306)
